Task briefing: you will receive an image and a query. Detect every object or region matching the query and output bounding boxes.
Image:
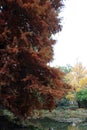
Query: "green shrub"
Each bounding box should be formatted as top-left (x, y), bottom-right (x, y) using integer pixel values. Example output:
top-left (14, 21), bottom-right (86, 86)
top-left (76, 88), bottom-right (87, 108)
top-left (76, 89), bottom-right (87, 101)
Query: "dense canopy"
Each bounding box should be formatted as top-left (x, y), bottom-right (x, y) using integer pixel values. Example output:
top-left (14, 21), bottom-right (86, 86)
top-left (0, 0), bottom-right (70, 118)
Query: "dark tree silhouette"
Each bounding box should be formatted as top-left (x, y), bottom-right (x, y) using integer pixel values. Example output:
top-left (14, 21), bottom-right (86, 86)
top-left (0, 0), bottom-right (71, 118)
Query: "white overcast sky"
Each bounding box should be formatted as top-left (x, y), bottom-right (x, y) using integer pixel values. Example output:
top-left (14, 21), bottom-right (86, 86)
top-left (51, 0), bottom-right (87, 67)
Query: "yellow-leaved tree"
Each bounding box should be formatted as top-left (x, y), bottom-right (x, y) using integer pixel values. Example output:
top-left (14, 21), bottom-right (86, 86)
top-left (65, 62), bottom-right (87, 101)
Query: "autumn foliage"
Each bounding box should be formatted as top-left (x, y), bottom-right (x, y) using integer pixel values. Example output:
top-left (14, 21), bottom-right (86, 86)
top-left (0, 0), bottom-right (70, 118)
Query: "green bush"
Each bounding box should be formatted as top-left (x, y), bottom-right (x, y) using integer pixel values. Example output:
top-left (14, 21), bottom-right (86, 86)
top-left (76, 89), bottom-right (87, 108)
top-left (76, 89), bottom-right (87, 101)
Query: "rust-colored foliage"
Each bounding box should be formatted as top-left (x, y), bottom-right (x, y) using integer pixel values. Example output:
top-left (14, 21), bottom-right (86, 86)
top-left (0, 0), bottom-right (70, 118)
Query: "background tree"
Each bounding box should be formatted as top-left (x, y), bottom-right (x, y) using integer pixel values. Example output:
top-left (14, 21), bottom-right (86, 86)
top-left (59, 64), bottom-right (72, 74)
top-left (65, 62), bottom-right (87, 90)
top-left (65, 62), bottom-right (87, 103)
top-left (0, 0), bottom-right (71, 119)
top-left (79, 77), bottom-right (87, 88)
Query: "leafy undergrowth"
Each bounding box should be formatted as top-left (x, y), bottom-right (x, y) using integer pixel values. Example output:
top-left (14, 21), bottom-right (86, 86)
top-left (1, 108), bottom-right (87, 127)
top-left (21, 108), bottom-right (87, 128)
top-left (42, 108), bottom-right (87, 119)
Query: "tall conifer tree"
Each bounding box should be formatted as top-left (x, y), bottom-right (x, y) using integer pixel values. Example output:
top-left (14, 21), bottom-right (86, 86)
top-left (0, 0), bottom-right (70, 118)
